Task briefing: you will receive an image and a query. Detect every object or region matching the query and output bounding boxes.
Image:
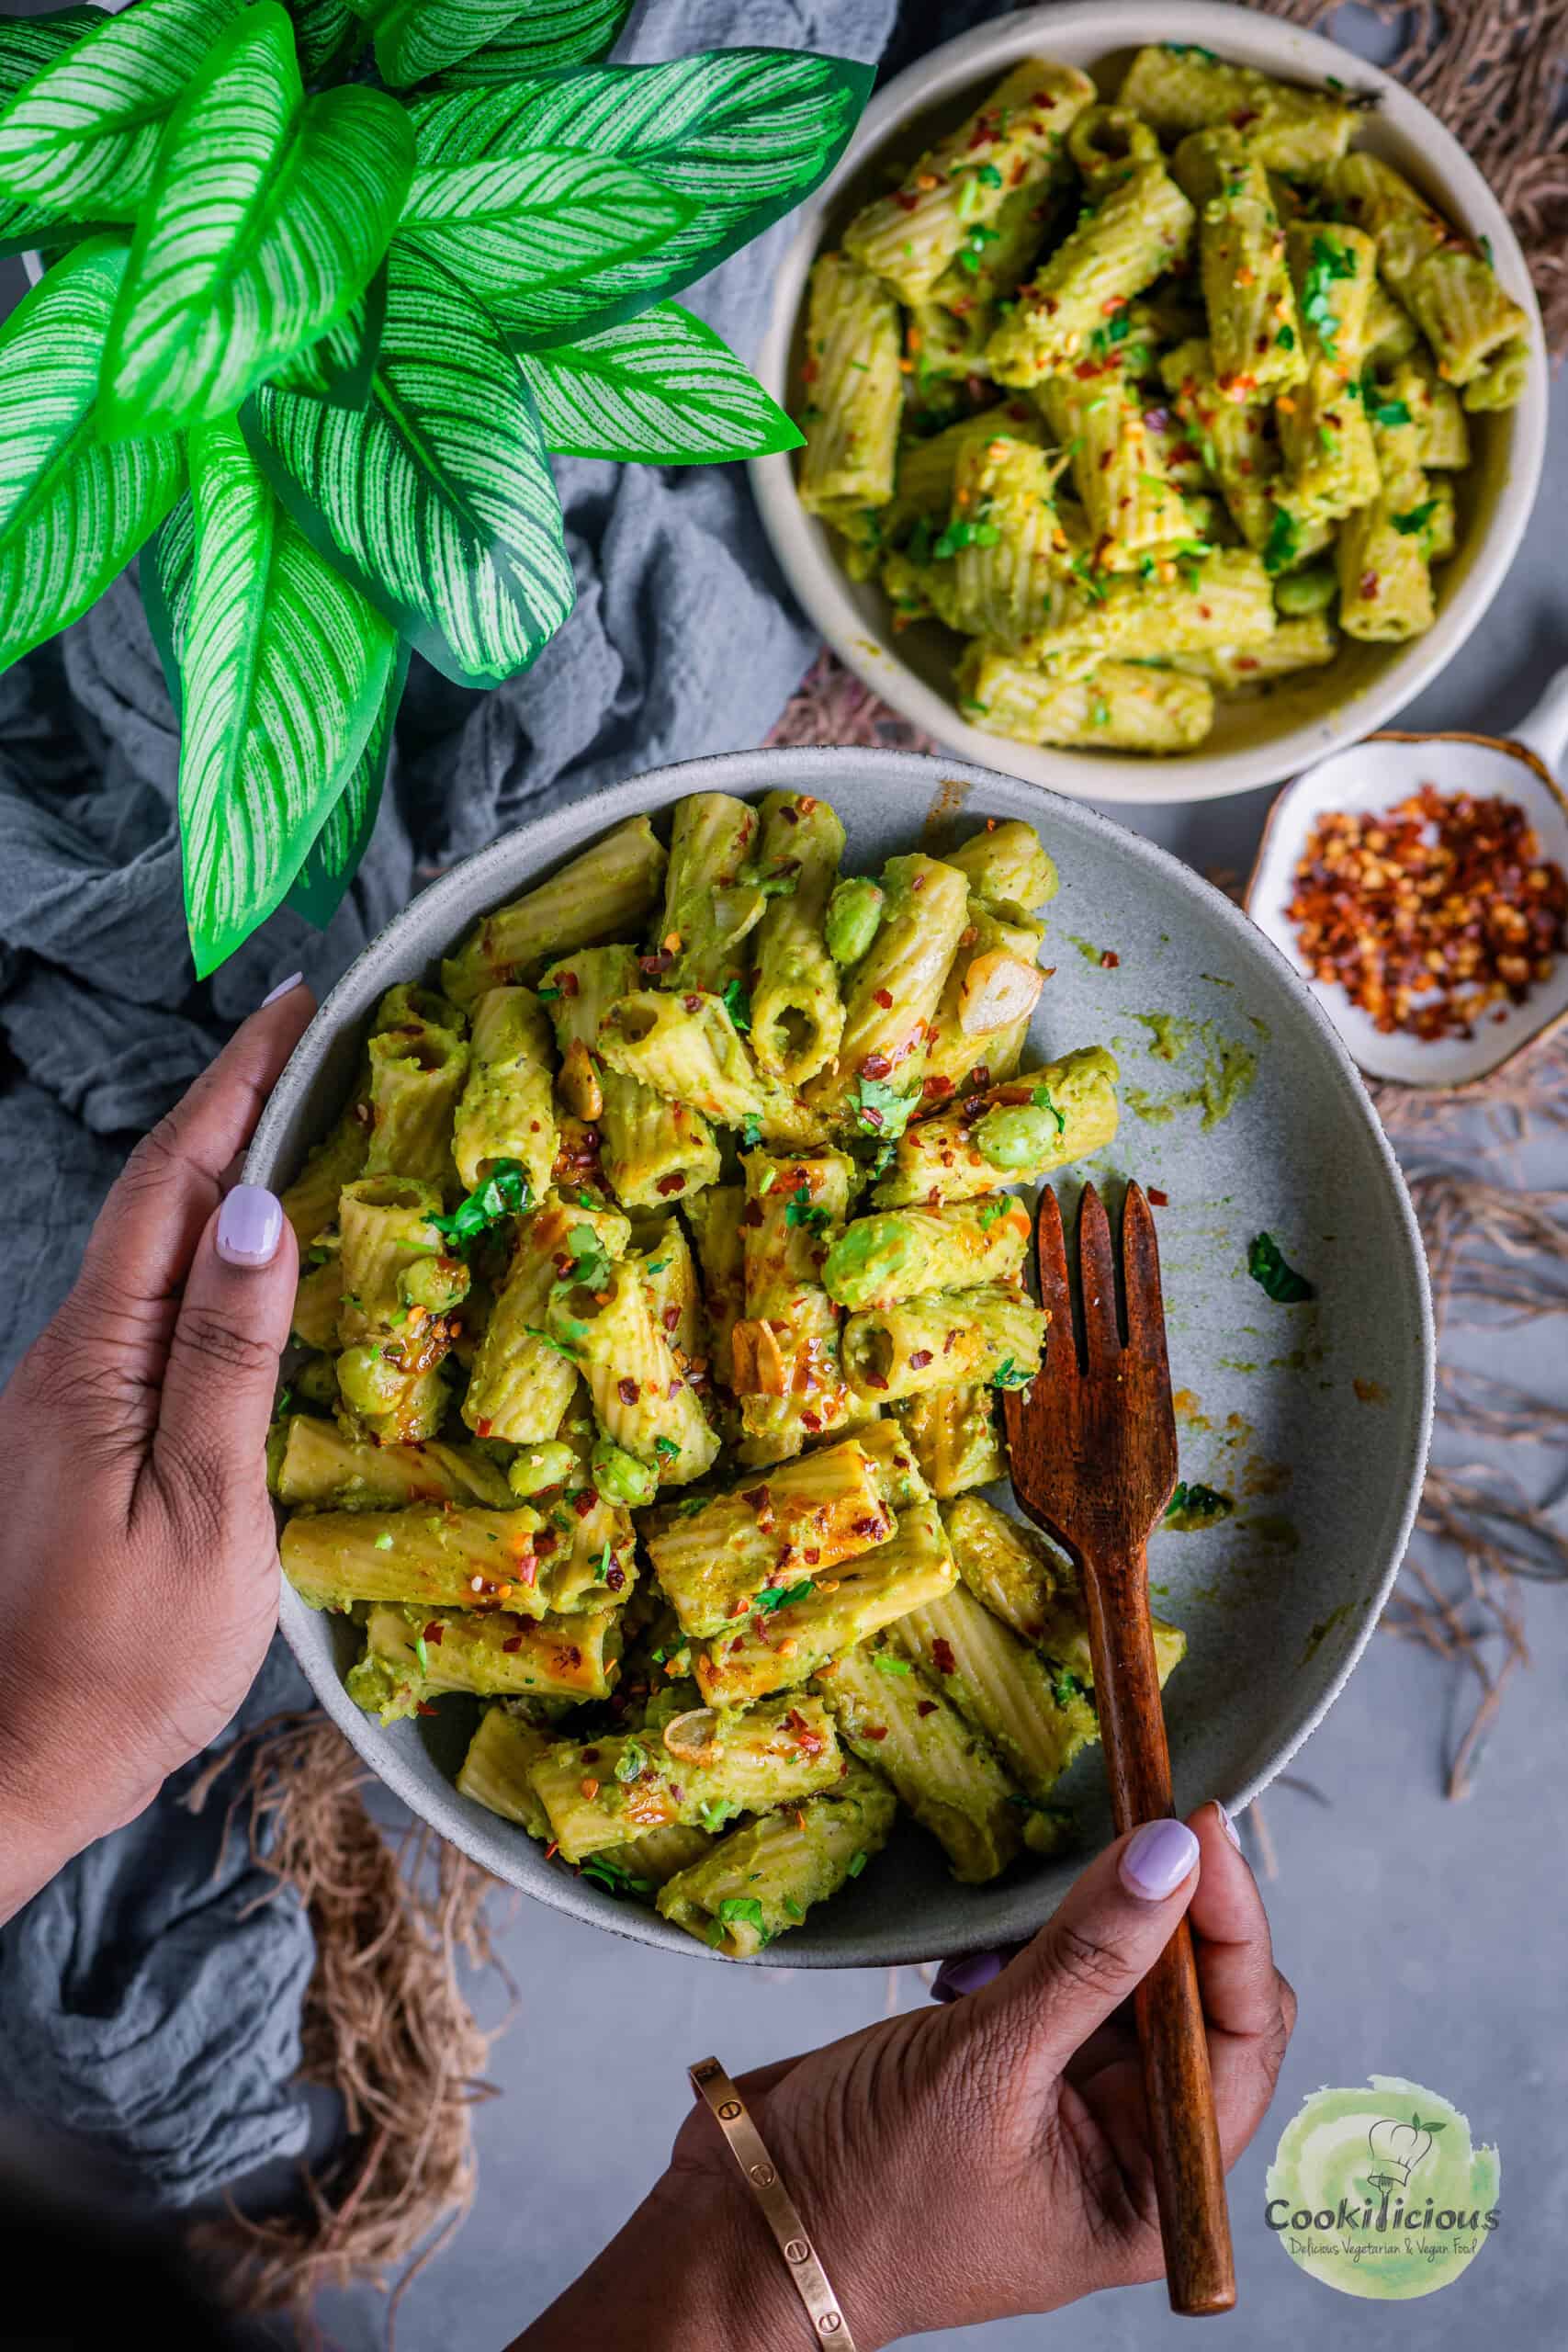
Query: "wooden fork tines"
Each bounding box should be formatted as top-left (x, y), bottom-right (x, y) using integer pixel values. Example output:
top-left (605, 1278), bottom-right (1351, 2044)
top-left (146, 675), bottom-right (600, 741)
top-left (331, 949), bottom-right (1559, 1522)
top-left (1003, 1181), bottom-right (1236, 2318)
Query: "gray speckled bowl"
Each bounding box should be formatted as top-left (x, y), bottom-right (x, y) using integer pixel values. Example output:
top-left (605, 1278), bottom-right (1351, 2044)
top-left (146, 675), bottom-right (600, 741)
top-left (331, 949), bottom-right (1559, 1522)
top-left (245, 747), bottom-right (1433, 1966)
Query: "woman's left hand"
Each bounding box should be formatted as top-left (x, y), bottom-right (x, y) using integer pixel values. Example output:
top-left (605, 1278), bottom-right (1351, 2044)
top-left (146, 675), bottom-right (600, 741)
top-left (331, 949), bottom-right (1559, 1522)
top-left (0, 979), bottom-right (315, 1920)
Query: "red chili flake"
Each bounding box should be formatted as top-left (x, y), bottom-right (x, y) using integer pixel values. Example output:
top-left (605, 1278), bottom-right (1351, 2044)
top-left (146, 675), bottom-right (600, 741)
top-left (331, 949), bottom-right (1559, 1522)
top-left (416, 1702), bottom-right (439, 1716)
top-left (617, 1375), bottom-right (639, 1405)
top-left (1148, 1187), bottom-right (1170, 1207)
top-left (970, 1062), bottom-right (991, 1091)
top-left (863, 1724), bottom-right (889, 1742)
top-left (782, 804), bottom-right (800, 825)
top-left (581, 1747), bottom-right (601, 1763)
top-left (423, 1622), bottom-right (445, 1645)
top-left (908, 1349), bottom-right (933, 1370)
top-left (605, 1565), bottom-right (626, 1592)
top-left (571, 1489), bottom-right (596, 1520)
top-left (910, 873), bottom-right (926, 891)
top-left (501, 1634), bottom-right (524, 1653)
top-left (656, 1171), bottom-right (686, 1196)
top-left (801, 1409), bottom-right (821, 1433)
top-left (1359, 570), bottom-right (1380, 600)
top-left (861, 1050), bottom-right (893, 1080)
top-left (545, 1841), bottom-right (558, 1860)
top-left (1100, 949), bottom-right (1119, 969)
top-left (558, 969), bottom-right (580, 998)
top-left (661, 1305), bottom-right (681, 1331)
top-left (1231, 107), bottom-right (1259, 128)
top-left (915, 1698), bottom-right (938, 1719)
top-left (515, 1553), bottom-right (538, 1588)
top-left (852, 1514), bottom-right (887, 1539)
top-left (863, 1372), bottom-right (888, 1391)
top-left (475, 1416), bottom-right (494, 1440)
top-left (931, 1638), bottom-right (957, 1676)
top-left (534, 1527), bottom-right (558, 1555)
top-left (741, 1483), bottom-right (772, 1513)
top-left (893, 188), bottom-right (920, 212)
top-left (638, 950), bottom-right (673, 975)
top-left (873, 988), bottom-right (894, 1010)
top-left (741, 1200), bottom-right (764, 1227)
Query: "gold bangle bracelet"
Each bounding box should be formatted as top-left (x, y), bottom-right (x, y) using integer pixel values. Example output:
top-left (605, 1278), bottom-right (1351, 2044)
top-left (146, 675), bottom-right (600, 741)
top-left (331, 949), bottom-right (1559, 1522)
top-left (688, 2056), bottom-right (859, 2349)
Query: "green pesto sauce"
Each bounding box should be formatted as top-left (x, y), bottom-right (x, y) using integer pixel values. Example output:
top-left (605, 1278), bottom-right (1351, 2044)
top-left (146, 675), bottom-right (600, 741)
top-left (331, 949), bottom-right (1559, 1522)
top-left (1066, 933), bottom-right (1115, 965)
top-left (1164, 1481), bottom-right (1235, 1532)
top-left (1247, 1511), bottom-right (1301, 1553)
top-left (1124, 1011), bottom-right (1258, 1130)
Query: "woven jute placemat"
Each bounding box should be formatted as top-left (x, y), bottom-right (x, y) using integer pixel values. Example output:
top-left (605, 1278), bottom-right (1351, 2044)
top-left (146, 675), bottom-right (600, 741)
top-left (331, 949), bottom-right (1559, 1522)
top-left (196, 4), bottom-right (1568, 2322)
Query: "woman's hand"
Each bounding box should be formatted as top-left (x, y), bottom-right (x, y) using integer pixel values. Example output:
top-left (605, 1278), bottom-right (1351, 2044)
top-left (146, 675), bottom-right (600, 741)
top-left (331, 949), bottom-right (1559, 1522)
top-left (0, 978), bottom-right (315, 1921)
top-left (523, 1805), bottom-right (1292, 2351)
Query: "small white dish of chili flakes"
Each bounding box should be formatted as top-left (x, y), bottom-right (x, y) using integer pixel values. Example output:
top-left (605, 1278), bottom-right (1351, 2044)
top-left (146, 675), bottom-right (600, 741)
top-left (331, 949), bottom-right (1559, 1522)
top-left (1247, 666), bottom-right (1568, 1087)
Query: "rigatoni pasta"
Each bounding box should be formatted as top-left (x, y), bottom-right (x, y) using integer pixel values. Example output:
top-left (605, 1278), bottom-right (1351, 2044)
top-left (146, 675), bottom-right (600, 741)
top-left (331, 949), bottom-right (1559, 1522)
top-left (795, 39), bottom-right (1531, 755)
top-left (270, 787), bottom-right (1200, 1955)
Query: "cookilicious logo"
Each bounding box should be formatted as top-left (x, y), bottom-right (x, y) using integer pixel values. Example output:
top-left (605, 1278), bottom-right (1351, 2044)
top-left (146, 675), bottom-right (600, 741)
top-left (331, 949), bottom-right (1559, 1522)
top-left (1265, 2075), bottom-right (1501, 2300)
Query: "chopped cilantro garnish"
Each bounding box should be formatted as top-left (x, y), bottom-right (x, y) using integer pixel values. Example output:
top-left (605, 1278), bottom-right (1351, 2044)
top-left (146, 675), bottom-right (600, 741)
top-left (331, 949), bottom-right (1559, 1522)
top-left (722, 978), bottom-right (751, 1034)
top-left (581, 1854), bottom-right (656, 1899)
top-left (874, 1653), bottom-right (912, 1676)
top-left (1247, 1230), bottom-right (1316, 1303)
top-left (653, 1436), bottom-right (680, 1462)
top-left (754, 1577), bottom-right (815, 1613)
top-left (716, 1895), bottom-right (770, 1940)
top-left (975, 162), bottom-right (1003, 189)
top-left (1480, 233), bottom-right (1494, 266)
top-left (566, 1224), bottom-right (614, 1289)
top-left (1263, 503), bottom-right (1300, 576)
top-left (1166, 1481), bottom-right (1234, 1523)
top-left (991, 1356), bottom-right (1032, 1391)
top-left (976, 1198), bottom-right (1006, 1228)
top-left (932, 511), bottom-right (1002, 558)
top-left (855, 1074), bottom-right (915, 1139)
top-left (645, 1257), bottom-right (670, 1275)
top-left (1050, 1667), bottom-right (1089, 1708)
top-left (615, 1739), bottom-right (649, 1782)
top-left (594, 1539), bottom-right (614, 1580)
top-left (1392, 499), bottom-right (1438, 536)
top-left (1031, 1085), bottom-right (1066, 1135)
top-left (1278, 322), bottom-right (1296, 351)
top-left (276, 1384), bottom-right (293, 1417)
top-left (783, 1894), bottom-right (805, 1921)
top-left (374, 1532), bottom-right (394, 1551)
top-left (784, 1184), bottom-right (831, 1233)
top-left (1372, 398), bottom-right (1412, 428)
top-left (739, 1116), bottom-right (763, 1148)
top-left (428, 1159), bottom-right (531, 1252)
top-left (1301, 233), bottom-right (1359, 356)
top-left (696, 1798), bottom-right (737, 1833)
top-left (677, 1494), bottom-right (709, 1517)
top-left (414, 1634), bottom-right (430, 1674)
top-left (846, 1849), bottom-right (868, 1879)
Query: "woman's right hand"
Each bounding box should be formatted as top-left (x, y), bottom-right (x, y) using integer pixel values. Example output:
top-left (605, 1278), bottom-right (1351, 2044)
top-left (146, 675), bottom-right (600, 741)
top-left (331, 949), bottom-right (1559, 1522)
top-left (522, 1802), bottom-right (1292, 2350)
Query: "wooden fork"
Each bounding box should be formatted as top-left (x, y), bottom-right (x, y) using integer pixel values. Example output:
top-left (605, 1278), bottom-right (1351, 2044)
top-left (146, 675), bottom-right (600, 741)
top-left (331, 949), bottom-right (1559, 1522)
top-left (1002, 1179), bottom-right (1235, 2318)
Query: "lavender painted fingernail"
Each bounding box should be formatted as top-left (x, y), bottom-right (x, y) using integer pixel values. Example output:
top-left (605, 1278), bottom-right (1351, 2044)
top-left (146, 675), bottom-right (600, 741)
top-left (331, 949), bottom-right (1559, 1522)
top-left (1213, 1800), bottom-right (1243, 1851)
top-left (1120, 1818), bottom-right (1201, 1903)
top-left (217, 1184), bottom-right (283, 1269)
top-left (260, 970), bottom-right (303, 1008)
top-left (931, 1950), bottom-right (1006, 2004)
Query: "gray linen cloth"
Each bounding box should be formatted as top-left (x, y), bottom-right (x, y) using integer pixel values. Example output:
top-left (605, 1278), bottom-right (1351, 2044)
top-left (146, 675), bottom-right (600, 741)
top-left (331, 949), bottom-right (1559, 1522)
top-left (0, 0), bottom-right (968, 2210)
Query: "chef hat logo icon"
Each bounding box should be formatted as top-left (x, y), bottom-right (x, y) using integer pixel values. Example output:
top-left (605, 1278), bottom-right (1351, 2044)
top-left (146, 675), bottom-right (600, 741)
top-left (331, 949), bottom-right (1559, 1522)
top-left (1367, 2111), bottom-right (1444, 2188)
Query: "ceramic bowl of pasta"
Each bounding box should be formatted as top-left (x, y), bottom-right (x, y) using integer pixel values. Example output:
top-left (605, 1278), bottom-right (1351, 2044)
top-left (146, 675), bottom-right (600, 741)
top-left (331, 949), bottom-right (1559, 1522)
top-left (248, 746), bottom-right (1432, 1965)
top-left (750, 0), bottom-right (1547, 805)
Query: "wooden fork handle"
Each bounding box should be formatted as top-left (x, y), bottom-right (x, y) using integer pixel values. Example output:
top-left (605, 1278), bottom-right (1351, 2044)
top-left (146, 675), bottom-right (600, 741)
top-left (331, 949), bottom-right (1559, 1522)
top-left (1084, 1541), bottom-right (1236, 2318)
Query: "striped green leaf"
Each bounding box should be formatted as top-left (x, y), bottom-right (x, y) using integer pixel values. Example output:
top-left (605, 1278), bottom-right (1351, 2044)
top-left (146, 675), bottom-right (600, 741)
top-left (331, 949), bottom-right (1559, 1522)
top-left (269, 266), bottom-right (386, 407)
top-left (283, 0), bottom-right (364, 84)
top-left (0, 8), bottom-right (102, 99)
top-left (400, 149), bottom-right (694, 334)
top-left (145, 418), bottom-right (401, 978)
top-left (99, 3), bottom-right (412, 439)
top-left (284, 641), bottom-right (407, 930)
top-left (0, 240), bottom-right (183, 674)
top-left (243, 237), bottom-right (574, 688)
top-left (350, 0), bottom-right (531, 90)
top-left (520, 301), bottom-right (801, 465)
top-left (428, 0), bottom-right (634, 87)
top-left (0, 0), bottom-right (235, 219)
top-left (410, 50), bottom-right (872, 347)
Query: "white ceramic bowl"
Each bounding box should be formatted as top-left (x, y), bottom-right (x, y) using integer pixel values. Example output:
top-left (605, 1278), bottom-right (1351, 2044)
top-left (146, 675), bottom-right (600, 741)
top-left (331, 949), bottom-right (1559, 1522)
top-left (247, 745), bottom-right (1433, 1967)
top-left (750, 0), bottom-right (1547, 807)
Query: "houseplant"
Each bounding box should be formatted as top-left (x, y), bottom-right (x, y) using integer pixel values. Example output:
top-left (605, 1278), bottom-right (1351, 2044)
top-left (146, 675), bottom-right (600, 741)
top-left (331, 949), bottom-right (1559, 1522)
top-left (0, 0), bottom-right (869, 973)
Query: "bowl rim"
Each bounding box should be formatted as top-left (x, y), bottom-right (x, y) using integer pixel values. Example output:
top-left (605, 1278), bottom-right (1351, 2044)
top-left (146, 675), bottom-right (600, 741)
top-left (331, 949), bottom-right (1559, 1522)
top-left (748, 0), bottom-right (1549, 808)
top-left (250, 741), bottom-right (1435, 1966)
top-left (1245, 727), bottom-right (1568, 1088)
